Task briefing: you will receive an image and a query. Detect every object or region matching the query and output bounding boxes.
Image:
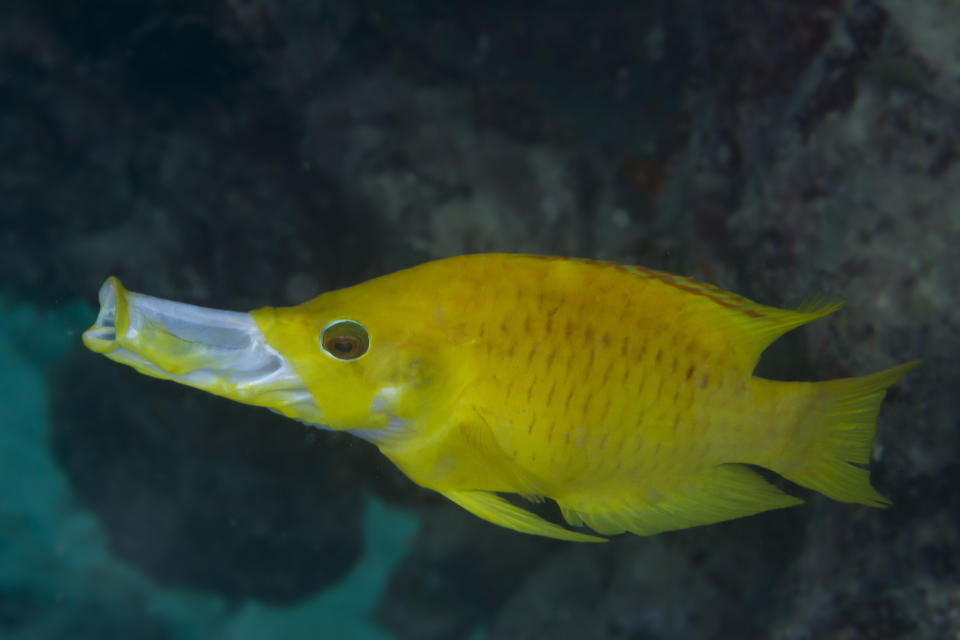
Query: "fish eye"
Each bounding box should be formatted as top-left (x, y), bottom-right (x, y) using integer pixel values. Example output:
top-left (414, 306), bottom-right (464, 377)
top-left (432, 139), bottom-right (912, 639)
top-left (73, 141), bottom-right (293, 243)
top-left (320, 320), bottom-right (370, 360)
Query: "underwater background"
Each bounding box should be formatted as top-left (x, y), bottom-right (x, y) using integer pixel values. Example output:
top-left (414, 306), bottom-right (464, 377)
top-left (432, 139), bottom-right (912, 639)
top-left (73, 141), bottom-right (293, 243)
top-left (1, 1), bottom-right (957, 638)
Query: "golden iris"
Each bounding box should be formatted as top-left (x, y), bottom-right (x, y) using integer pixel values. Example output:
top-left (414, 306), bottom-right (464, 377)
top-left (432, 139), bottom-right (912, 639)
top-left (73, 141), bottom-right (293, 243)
top-left (321, 320), bottom-right (369, 360)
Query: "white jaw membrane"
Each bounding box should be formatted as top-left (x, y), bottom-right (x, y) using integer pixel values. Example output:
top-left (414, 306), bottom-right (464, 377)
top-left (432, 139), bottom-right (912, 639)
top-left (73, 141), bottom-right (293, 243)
top-left (83, 277), bottom-right (325, 425)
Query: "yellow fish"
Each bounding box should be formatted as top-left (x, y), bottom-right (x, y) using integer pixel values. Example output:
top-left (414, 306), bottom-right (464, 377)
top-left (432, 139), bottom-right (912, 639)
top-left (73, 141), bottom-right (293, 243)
top-left (82, 254), bottom-right (918, 542)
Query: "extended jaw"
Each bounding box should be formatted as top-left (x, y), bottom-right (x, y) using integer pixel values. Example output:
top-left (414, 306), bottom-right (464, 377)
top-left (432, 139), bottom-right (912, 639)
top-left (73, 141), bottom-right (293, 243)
top-left (82, 277), bottom-right (325, 424)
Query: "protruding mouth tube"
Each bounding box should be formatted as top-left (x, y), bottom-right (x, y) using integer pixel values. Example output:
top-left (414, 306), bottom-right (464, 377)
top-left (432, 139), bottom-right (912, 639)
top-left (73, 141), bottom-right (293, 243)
top-left (82, 277), bottom-right (323, 423)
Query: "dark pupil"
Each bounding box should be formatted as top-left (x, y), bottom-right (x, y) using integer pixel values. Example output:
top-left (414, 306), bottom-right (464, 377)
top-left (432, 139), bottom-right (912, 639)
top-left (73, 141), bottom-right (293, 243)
top-left (332, 337), bottom-right (356, 353)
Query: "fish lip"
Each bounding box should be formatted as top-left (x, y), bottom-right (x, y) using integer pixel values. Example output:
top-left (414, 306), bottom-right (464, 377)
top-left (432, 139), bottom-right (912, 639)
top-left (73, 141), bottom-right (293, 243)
top-left (82, 277), bottom-right (324, 423)
top-left (81, 277), bottom-right (123, 352)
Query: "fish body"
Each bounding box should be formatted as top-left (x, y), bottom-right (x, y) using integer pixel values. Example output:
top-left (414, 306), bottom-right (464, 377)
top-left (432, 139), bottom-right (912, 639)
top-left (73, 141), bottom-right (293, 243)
top-left (83, 254), bottom-right (918, 541)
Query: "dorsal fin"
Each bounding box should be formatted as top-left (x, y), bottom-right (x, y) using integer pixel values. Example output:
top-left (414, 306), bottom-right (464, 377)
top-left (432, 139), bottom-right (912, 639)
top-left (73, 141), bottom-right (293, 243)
top-left (623, 265), bottom-right (843, 372)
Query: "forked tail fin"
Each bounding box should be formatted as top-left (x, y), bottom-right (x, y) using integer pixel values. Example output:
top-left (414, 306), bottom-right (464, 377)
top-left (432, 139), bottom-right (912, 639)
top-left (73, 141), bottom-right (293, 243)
top-left (776, 360), bottom-right (920, 506)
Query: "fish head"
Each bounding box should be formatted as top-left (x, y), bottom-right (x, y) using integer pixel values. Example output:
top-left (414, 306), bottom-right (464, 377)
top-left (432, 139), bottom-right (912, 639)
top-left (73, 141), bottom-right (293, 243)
top-left (249, 279), bottom-right (460, 442)
top-left (82, 275), bottom-right (460, 444)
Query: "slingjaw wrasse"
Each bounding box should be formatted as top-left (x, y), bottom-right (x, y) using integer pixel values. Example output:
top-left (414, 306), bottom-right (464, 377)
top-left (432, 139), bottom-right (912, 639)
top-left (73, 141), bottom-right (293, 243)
top-left (82, 254), bottom-right (919, 542)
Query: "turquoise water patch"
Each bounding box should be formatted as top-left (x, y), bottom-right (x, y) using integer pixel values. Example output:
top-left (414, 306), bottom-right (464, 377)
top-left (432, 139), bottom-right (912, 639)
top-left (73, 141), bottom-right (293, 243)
top-left (0, 295), bottom-right (417, 638)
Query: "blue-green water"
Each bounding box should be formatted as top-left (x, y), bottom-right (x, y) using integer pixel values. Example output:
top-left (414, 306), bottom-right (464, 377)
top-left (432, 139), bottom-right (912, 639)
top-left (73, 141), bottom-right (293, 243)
top-left (0, 296), bottom-right (418, 639)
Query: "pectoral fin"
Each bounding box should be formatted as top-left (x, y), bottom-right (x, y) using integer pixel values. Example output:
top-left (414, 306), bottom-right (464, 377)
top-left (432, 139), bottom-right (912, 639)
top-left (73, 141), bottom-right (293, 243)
top-left (441, 490), bottom-right (607, 543)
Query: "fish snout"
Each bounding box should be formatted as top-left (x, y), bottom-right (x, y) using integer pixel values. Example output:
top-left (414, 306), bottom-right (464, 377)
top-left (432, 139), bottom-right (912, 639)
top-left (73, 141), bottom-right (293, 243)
top-left (82, 277), bottom-right (325, 423)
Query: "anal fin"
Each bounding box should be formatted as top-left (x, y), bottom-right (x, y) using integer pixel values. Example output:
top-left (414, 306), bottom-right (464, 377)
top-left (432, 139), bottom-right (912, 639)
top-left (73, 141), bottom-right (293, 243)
top-left (442, 490), bottom-right (606, 543)
top-left (565, 464), bottom-right (803, 536)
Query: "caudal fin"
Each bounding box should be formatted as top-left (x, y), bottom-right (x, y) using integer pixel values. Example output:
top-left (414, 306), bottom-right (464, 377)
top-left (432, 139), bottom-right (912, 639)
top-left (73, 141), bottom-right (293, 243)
top-left (777, 360), bottom-right (920, 506)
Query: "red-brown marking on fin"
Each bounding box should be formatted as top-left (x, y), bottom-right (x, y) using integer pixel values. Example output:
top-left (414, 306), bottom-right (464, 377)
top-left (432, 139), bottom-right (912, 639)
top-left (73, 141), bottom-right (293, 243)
top-left (599, 397), bottom-right (611, 422)
top-left (624, 265), bottom-right (767, 319)
top-left (601, 361), bottom-right (614, 386)
top-left (545, 306), bottom-right (558, 333)
top-left (584, 349), bottom-right (596, 377)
